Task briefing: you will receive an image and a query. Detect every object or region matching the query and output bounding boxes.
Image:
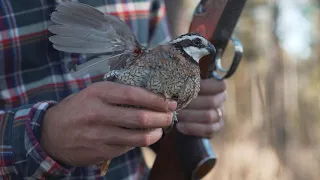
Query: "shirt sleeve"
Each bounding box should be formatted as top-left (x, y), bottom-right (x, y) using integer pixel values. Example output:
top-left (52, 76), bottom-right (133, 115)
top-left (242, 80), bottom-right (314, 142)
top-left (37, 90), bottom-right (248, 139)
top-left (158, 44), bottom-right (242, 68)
top-left (0, 101), bottom-right (76, 179)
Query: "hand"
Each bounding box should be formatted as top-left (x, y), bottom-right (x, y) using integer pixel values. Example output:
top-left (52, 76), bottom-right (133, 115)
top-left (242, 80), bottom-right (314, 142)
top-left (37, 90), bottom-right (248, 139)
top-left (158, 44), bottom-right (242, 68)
top-left (176, 78), bottom-right (227, 138)
top-left (40, 81), bottom-right (176, 166)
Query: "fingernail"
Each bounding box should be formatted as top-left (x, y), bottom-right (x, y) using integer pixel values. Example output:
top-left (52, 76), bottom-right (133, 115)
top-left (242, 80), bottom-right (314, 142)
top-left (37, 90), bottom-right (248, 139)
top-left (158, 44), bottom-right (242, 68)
top-left (168, 101), bottom-right (177, 111)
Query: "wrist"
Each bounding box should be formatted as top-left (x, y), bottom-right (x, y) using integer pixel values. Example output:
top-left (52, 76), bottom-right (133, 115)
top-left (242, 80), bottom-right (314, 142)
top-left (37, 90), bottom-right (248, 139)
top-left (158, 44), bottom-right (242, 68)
top-left (40, 104), bottom-right (64, 164)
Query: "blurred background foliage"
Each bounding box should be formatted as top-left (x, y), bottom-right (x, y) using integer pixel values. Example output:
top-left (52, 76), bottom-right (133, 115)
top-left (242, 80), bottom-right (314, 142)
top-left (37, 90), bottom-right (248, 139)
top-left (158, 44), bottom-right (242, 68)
top-left (143, 0), bottom-right (320, 179)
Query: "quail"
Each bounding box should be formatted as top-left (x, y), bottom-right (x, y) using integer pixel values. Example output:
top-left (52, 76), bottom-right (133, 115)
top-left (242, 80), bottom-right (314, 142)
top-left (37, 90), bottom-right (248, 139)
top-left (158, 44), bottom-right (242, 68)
top-left (48, 2), bottom-right (216, 176)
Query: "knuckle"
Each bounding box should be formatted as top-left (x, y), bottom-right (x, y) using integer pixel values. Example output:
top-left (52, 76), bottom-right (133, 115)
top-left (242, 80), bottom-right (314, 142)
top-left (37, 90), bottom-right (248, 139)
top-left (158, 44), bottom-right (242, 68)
top-left (85, 111), bottom-right (99, 124)
top-left (137, 112), bottom-right (150, 127)
top-left (141, 133), bottom-right (154, 146)
top-left (205, 110), bottom-right (216, 123)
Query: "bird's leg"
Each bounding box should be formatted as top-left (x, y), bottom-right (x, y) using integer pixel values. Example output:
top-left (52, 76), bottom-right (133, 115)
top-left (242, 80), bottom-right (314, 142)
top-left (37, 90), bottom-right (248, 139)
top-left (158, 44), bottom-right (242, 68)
top-left (173, 111), bottom-right (178, 123)
top-left (103, 70), bottom-right (121, 81)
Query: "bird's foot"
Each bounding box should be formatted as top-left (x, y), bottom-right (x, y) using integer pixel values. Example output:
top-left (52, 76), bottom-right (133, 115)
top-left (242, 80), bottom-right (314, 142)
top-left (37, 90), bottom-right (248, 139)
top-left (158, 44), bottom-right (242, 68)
top-left (103, 70), bottom-right (121, 81)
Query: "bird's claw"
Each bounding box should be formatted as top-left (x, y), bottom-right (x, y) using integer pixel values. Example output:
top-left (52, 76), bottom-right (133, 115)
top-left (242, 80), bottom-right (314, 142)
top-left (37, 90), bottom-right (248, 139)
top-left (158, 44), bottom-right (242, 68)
top-left (103, 70), bottom-right (121, 81)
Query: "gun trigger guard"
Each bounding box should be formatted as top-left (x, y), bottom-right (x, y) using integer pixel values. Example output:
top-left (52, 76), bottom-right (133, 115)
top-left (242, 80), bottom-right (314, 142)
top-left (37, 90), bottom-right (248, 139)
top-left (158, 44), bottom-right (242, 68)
top-left (211, 36), bottom-right (243, 80)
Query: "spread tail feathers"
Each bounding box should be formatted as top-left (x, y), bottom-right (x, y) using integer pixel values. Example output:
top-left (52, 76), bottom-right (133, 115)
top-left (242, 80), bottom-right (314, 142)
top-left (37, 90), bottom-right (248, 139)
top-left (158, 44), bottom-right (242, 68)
top-left (48, 2), bottom-right (138, 54)
top-left (48, 2), bottom-right (141, 78)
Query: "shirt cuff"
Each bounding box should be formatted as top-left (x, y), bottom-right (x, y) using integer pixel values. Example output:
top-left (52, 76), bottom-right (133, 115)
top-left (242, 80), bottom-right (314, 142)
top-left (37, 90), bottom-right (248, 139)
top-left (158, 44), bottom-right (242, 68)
top-left (12, 101), bottom-right (76, 178)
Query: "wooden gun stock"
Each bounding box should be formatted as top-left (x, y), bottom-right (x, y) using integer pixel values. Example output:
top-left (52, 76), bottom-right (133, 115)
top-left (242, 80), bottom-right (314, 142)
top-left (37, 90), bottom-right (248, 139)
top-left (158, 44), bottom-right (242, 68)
top-left (148, 125), bottom-right (216, 180)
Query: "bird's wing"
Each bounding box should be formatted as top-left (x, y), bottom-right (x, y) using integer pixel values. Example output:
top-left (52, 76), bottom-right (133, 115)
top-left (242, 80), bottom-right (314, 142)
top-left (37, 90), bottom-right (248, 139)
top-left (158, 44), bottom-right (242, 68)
top-left (48, 2), bottom-right (141, 78)
top-left (69, 53), bottom-right (131, 79)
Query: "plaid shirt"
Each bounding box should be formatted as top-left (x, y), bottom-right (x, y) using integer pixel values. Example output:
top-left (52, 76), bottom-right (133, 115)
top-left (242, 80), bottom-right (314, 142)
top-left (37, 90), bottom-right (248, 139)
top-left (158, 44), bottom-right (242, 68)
top-left (0, 0), bottom-right (215, 179)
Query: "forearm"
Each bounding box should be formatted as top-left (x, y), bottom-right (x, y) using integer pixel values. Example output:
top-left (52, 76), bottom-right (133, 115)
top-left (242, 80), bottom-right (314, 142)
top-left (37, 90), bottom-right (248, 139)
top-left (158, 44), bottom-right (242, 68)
top-left (164, 0), bottom-right (200, 38)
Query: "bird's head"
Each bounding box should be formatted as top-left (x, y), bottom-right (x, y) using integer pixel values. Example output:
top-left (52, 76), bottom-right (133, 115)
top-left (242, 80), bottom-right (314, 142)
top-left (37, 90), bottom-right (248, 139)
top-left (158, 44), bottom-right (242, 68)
top-left (169, 33), bottom-right (216, 64)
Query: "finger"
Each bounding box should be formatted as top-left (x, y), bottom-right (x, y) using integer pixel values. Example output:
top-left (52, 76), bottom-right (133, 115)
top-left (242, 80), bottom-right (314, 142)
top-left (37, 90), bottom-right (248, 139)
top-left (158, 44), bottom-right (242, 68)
top-left (101, 126), bottom-right (163, 147)
top-left (199, 78), bottom-right (226, 95)
top-left (93, 105), bottom-right (173, 129)
top-left (176, 120), bottom-right (224, 138)
top-left (185, 92), bottom-right (227, 109)
top-left (86, 81), bottom-right (177, 112)
top-left (177, 108), bottom-right (223, 124)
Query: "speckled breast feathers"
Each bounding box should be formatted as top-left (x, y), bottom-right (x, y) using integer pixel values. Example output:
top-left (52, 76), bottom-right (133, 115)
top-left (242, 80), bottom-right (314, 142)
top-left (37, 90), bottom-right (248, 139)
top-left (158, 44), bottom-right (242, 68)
top-left (104, 45), bottom-right (201, 111)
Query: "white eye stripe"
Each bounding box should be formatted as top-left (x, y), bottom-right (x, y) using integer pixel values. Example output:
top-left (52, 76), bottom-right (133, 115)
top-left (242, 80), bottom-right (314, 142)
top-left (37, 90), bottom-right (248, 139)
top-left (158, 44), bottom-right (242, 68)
top-left (171, 35), bottom-right (208, 45)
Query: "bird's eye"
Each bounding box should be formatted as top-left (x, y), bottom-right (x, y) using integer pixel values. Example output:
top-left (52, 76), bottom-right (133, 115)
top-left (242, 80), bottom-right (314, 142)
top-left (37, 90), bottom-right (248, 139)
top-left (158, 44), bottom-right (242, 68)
top-left (192, 39), bottom-right (202, 46)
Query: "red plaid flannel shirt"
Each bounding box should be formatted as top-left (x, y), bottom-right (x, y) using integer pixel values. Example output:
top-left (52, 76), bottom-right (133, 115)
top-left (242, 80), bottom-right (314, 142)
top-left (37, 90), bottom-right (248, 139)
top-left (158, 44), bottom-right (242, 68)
top-left (0, 0), bottom-right (215, 179)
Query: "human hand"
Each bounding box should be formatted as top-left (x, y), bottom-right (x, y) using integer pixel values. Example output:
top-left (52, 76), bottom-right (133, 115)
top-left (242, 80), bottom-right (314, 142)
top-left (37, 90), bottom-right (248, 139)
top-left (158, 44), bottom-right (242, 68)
top-left (40, 81), bottom-right (176, 166)
top-left (176, 78), bottom-right (227, 138)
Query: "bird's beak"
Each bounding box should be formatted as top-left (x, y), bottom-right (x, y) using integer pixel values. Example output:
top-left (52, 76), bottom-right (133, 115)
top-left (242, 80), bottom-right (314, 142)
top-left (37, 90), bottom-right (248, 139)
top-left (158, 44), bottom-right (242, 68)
top-left (206, 43), bottom-right (216, 54)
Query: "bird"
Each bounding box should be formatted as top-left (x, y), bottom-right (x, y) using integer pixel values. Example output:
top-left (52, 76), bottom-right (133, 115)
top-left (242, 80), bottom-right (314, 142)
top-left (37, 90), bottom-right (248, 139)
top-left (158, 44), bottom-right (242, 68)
top-left (47, 1), bottom-right (216, 176)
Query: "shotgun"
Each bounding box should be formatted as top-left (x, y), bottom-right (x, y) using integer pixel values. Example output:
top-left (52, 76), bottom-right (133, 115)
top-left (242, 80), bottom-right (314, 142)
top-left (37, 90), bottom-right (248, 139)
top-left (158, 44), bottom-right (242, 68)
top-left (148, 0), bottom-right (247, 179)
